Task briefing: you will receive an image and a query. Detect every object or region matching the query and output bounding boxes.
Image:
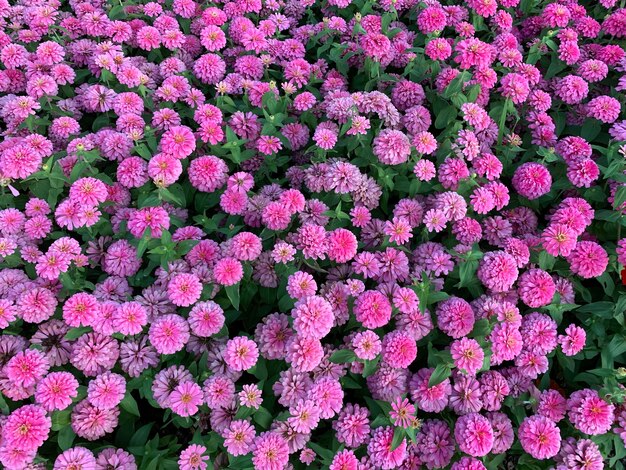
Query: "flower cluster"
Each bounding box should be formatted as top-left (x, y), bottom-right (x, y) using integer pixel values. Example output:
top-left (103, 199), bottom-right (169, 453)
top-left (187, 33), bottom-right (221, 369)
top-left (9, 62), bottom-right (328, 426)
top-left (0, 0), bottom-right (625, 468)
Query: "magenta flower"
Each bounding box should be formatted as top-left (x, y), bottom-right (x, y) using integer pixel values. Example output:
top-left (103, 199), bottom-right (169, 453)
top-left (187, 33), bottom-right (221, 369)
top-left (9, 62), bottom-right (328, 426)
top-left (518, 415), bottom-right (561, 460)
top-left (224, 336), bottom-right (259, 371)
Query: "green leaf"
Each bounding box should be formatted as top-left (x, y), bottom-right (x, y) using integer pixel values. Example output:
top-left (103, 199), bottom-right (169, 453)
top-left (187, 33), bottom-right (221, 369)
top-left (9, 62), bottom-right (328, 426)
top-left (363, 357), bottom-right (380, 377)
top-left (225, 284), bottom-right (240, 310)
top-left (390, 426), bottom-right (405, 451)
top-left (159, 185), bottom-right (186, 206)
top-left (253, 407), bottom-right (273, 429)
top-left (137, 227), bottom-right (152, 258)
top-left (51, 409), bottom-right (72, 431)
top-left (581, 120), bottom-right (601, 142)
top-left (538, 251), bottom-right (555, 271)
top-left (614, 186), bottom-right (626, 209)
top-left (329, 349), bottom-right (357, 363)
top-left (458, 260), bottom-right (478, 287)
top-left (235, 406), bottom-right (256, 420)
top-left (129, 423), bottom-right (153, 448)
top-left (229, 455), bottom-right (254, 470)
top-left (135, 143), bottom-right (152, 160)
top-left (120, 391), bottom-right (140, 417)
top-left (577, 301), bottom-right (615, 316)
top-left (144, 457), bottom-right (161, 470)
top-left (57, 426), bottom-right (76, 451)
top-left (109, 4), bottom-right (126, 19)
top-left (64, 326), bottom-right (91, 340)
top-left (471, 319), bottom-right (491, 337)
top-left (307, 442), bottom-right (333, 465)
top-left (428, 363), bottom-right (451, 387)
top-left (435, 106), bottom-right (457, 129)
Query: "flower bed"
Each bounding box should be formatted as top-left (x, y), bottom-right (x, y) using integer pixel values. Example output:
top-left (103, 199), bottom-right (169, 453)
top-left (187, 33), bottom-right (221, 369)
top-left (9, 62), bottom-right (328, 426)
top-left (0, 0), bottom-right (625, 468)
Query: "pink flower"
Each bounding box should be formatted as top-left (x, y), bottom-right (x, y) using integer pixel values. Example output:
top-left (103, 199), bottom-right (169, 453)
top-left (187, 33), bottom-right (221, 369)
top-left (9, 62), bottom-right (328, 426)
top-left (418, 6), bottom-right (447, 33)
top-left (149, 314), bottom-right (190, 354)
top-left (5, 349), bottom-right (50, 388)
top-left (454, 413), bottom-right (494, 457)
top-left (188, 301), bottom-right (225, 337)
top-left (286, 335), bottom-right (324, 372)
top-left (188, 155), bottom-right (228, 192)
top-left (252, 432), bottom-right (290, 470)
top-left (477, 251), bottom-right (519, 292)
top-left (512, 162), bottom-right (552, 200)
top-left (286, 271), bottom-right (317, 300)
top-left (489, 323), bottom-right (523, 365)
top-left (389, 397), bottom-right (415, 428)
top-left (2, 405), bottom-right (51, 451)
top-left (231, 232), bottom-right (262, 261)
top-left (168, 273), bottom-right (202, 307)
top-left (203, 375), bottom-right (235, 409)
top-left (0, 144), bottom-right (43, 179)
top-left (0, 447), bottom-right (36, 469)
top-left (425, 38), bottom-right (452, 60)
top-left (239, 384), bottom-right (263, 409)
top-left (292, 295), bottom-right (334, 339)
top-left (451, 337), bottom-right (484, 375)
top-left (367, 426), bottom-right (407, 469)
top-left (69, 177), bottom-right (108, 207)
top-left (381, 330), bottom-right (417, 368)
top-left (327, 228), bottom-right (358, 263)
top-left (178, 444), bottom-right (209, 470)
top-left (354, 290), bottom-right (392, 329)
top-left (587, 95), bottom-right (621, 123)
top-left (161, 125), bottom-right (196, 158)
top-left (555, 437), bottom-right (603, 470)
top-left (517, 268), bottom-right (556, 308)
top-left (36, 372), bottom-right (79, 412)
top-left (224, 420), bottom-right (256, 456)
top-left (257, 135), bottom-right (282, 155)
top-left (170, 381), bottom-right (203, 417)
top-left (559, 324), bottom-right (586, 356)
top-left (451, 457), bottom-right (488, 470)
top-left (518, 415), bottom-right (561, 459)
top-left (213, 257), bottom-right (244, 286)
top-left (423, 208), bottom-right (447, 232)
top-left (414, 159), bottom-right (436, 181)
top-left (568, 241), bottom-right (608, 279)
top-left (409, 368), bottom-right (451, 413)
top-left (128, 207), bottom-right (170, 239)
top-left (224, 336), bottom-right (259, 371)
top-left (0, 299), bottom-right (17, 328)
top-left (87, 372), bottom-right (126, 410)
top-left (436, 296), bottom-right (475, 338)
top-left (333, 404), bottom-right (370, 448)
top-left (352, 330), bottom-right (381, 360)
top-left (500, 73), bottom-right (530, 104)
top-left (311, 377), bottom-right (344, 419)
top-left (113, 302), bottom-right (148, 335)
top-left (537, 389), bottom-right (567, 422)
top-left (373, 129), bottom-right (411, 165)
top-left (541, 224), bottom-right (577, 257)
top-left (413, 131), bottom-right (438, 154)
top-left (71, 399), bottom-right (119, 440)
top-left (568, 389), bottom-right (615, 435)
top-left (414, 419), bottom-right (454, 467)
top-left (148, 153), bottom-right (182, 187)
top-left (288, 399), bottom-right (321, 433)
top-left (384, 217), bottom-right (413, 245)
top-left (62, 292), bottom-right (99, 328)
top-left (54, 447), bottom-right (96, 469)
top-left (262, 202), bottom-right (292, 231)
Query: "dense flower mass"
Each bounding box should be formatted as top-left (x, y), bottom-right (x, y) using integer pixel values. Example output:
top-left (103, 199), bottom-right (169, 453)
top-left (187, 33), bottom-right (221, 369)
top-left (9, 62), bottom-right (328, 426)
top-left (0, 0), bottom-right (625, 468)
